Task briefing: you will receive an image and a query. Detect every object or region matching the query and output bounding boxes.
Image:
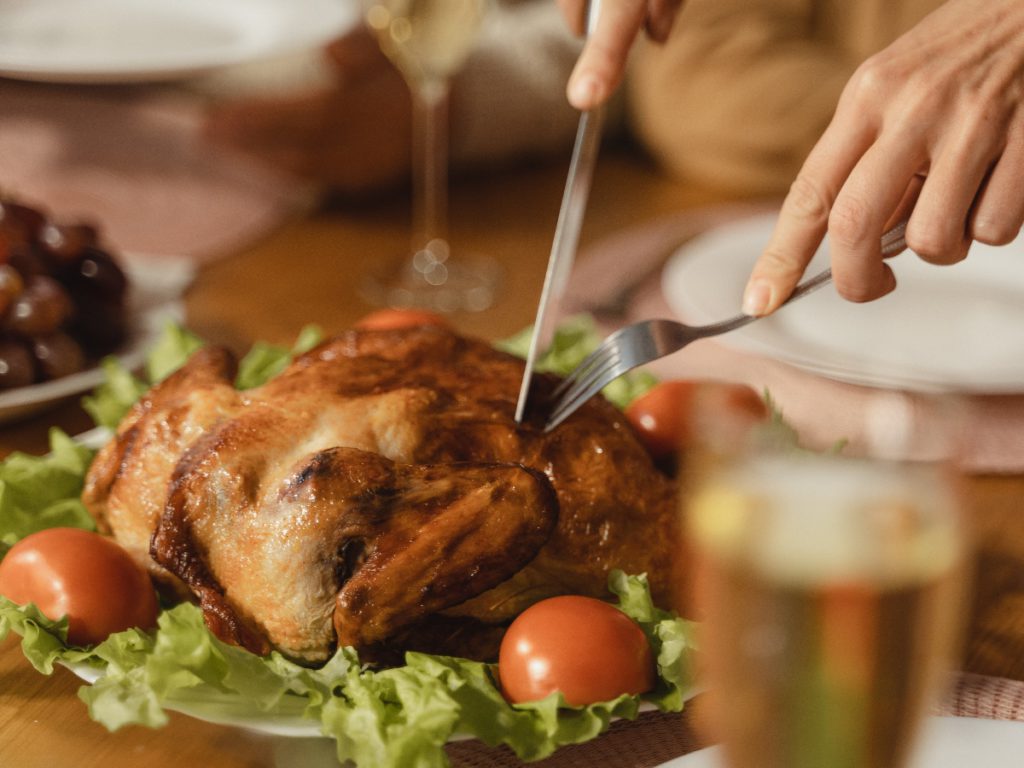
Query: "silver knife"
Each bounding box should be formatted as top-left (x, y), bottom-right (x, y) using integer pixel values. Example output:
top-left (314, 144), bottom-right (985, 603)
top-left (514, 0), bottom-right (603, 424)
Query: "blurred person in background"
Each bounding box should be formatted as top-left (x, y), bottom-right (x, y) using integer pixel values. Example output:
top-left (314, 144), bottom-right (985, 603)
top-left (206, 0), bottom-right (1024, 312)
top-left (202, 1), bottom-right (589, 195)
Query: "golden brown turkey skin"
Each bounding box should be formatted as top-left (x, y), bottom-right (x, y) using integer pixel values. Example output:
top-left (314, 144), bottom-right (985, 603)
top-left (82, 327), bottom-right (679, 662)
top-left (81, 346), bottom-right (240, 598)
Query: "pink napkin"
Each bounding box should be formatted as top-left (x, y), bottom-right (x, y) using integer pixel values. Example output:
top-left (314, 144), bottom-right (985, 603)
top-left (561, 206), bottom-right (1024, 474)
top-left (0, 80), bottom-right (311, 263)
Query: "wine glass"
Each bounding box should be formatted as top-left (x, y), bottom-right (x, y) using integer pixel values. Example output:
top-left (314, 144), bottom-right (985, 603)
top-left (360, 0), bottom-right (499, 313)
top-left (683, 392), bottom-right (970, 768)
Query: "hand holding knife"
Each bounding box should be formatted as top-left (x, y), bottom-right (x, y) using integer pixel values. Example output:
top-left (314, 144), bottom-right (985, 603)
top-left (514, 0), bottom-right (604, 424)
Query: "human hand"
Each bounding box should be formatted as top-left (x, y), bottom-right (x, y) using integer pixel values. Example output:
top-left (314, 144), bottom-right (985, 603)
top-left (204, 29), bottom-right (412, 194)
top-left (558, 0), bottom-right (684, 110)
top-left (742, 0), bottom-right (1024, 317)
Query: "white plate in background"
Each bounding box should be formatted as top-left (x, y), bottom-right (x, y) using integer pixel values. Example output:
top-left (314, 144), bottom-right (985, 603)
top-left (0, 0), bottom-right (358, 83)
top-left (656, 716), bottom-right (1024, 768)
top-left (662, 213), bottom-right (1024, 393)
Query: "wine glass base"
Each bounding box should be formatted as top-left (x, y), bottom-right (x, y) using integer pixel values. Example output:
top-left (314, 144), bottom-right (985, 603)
top-left (360, 252), bottom-right (501, 313)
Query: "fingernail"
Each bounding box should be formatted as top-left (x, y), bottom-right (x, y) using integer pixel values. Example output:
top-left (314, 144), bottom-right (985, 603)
top-left (742, 279), bottom-right (772, 316)
top-left (568, 73), bottom-right (603, 109)
top-left (648, 13), bottom-right (675, 42)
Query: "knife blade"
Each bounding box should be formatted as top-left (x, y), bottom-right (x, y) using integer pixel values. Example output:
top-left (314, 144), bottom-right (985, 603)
top-left (514, 0), bottom-right (604, 424)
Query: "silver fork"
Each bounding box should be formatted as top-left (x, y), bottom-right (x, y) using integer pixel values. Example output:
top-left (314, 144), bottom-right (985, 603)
top-left (544, 222), bottom-right (909, 432)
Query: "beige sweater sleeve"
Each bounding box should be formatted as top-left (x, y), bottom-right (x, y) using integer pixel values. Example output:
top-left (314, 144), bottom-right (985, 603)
top-left (627, 0), bottom-right (857, 196)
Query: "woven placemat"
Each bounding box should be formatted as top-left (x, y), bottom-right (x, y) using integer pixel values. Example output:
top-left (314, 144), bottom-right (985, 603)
top-left (447, 707), bottom-right (704, 768)
top-left (939, 673), bottom-right (1024, 721)
top-left (441, 673), bottom-right (1024, 767)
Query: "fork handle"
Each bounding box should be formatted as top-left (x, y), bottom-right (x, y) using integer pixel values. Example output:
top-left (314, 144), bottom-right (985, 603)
top-left (694, 265), bottom-right (835, 337)
top-left (774, 221), bottom-right (909, 310)
top-left (784, 267), bottom-right (833, 305)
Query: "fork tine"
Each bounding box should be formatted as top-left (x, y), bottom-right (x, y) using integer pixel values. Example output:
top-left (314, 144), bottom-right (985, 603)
top-left (547, 323), bottom-right (637, 402)
top-left (551, 348), bottom-right (623, 411)
top-left (545, 355), bottom-right (629, 432)
top-left (545, 323), bottom-right (651, 430)
top-left (547, 341), bottom-right (615, 403)
top-left (545, 382), bottom-right (599, 432)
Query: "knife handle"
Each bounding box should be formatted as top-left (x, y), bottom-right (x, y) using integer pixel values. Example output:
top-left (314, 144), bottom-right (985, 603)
top-left (585, 0), bottom-right (601, 37)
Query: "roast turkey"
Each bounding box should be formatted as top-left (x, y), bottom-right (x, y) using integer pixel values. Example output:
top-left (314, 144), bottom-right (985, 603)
top-left (82, 327), bottom-right (678, 663)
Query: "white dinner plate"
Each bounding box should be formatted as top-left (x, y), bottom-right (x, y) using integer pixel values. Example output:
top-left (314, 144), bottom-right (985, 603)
top-left (656, 716), bottom-right (1024, 768)
top-left (662, 213), bottom-right (1024, 393)
top-left (0, 256), bottom-right (192, 424)
top-left (0, 0), bottom-right (358, 83)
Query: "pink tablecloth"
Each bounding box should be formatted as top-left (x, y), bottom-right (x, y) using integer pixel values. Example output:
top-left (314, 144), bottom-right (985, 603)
top-left (0, 80), bottom-right (311, 263)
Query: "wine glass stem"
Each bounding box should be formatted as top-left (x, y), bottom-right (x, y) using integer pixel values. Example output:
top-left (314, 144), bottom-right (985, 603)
top-left (412, 80), bottom-right (450, 256)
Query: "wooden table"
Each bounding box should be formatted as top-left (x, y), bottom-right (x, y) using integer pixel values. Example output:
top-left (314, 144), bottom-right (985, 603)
top-left (1, 150), bottom-right (1023, 768)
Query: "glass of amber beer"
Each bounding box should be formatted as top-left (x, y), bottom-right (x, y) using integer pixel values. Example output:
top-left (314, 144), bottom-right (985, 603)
top-left (685, 392), bottom-right (969, 768)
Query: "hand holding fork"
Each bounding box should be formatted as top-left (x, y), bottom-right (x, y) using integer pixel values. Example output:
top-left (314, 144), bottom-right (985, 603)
top-left (543, 222), bottom-right (909, 432)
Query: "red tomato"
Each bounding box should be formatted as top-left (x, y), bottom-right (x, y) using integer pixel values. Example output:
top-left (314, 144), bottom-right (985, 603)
top-left (625, 381), bottom-right (699, 459)
top-left (354, 309), bottom-right (449, 331)
top-left (625, 381), bottom-right (767, 459)
top-left (498, 595), bottom-right (655, 706)
top-left (0, 528), bottom-right (159, 646)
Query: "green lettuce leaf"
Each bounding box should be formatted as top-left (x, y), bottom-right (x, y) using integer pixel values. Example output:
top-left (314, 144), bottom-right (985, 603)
top-left (496, 315), bottom-right (657, 409)
top-left (145, 323), bottom-right (207, 384)
top-left (0, 597), bottom-right (73, 673)
top-left (235, 324), bottom-right (324, 390)
top-left (81, 358), bottom-right (149, 431)
top-left (81, 322), bottom-right (203, 430)
top-left (0, 573), bottom-right (696, 768)
top-left (610, 571), bottom-right (697, 712)
top-left (0, 429), bottom-right (96, 556)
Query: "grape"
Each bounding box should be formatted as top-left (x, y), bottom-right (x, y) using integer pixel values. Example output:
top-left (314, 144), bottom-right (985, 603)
top-left (0, 200), bottom-right (45, 241)
top-left (32, 332), bottom-right (85, 380)
top-left (72, 247), bottom-right (127, 303)
top-left (0, 196), bottom-right (132, 381)
top-left (6, 276), bottom-right (73, 337)
top-left (0, 265), bottom-right (23, 316)
top-left (72, 295), bottom-right (126, 355)
top-left (7, 244), bottom-right (47, 278)
top-left (0, 339), bottom-right (35, 389)
top-left (39, 222), bottom-right (98, 265)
